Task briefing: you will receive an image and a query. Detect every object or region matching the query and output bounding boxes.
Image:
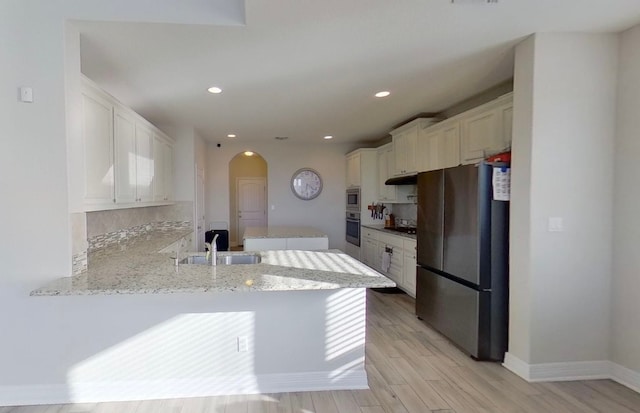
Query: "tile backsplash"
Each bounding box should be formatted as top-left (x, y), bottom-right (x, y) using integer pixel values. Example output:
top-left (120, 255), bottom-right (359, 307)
top-left (86, 202), bottom-right (193, 238)
top-left (66, 202), bottom-right (195, 273)
top-left (391, 203), bottom-right (417, 226)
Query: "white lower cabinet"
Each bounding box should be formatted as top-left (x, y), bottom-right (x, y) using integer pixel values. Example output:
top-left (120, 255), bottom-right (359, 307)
top-left (402, 240), bottom-right (417, 297)
top-left (362, 236), bottom-right (378, 268)
top-left (360, 228), bottom-right (417, 297)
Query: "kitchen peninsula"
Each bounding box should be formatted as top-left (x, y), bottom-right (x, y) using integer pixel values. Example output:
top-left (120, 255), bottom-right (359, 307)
top-left (242, 226), bottom-right (329, 251)
top-left (29, 228), bottom-right (393, 404)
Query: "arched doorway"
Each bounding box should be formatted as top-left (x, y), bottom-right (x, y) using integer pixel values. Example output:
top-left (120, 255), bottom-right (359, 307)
top-left (228, 151), bottom-right (268, 248)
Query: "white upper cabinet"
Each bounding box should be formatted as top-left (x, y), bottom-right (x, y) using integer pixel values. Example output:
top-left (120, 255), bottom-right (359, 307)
top-left (377, 144), bottom-right (397, 202)
top-left (81, 76), bottom-right (175, 211)
top-left (392, 127), bottom-right (418, 176)
top-left (346, 151), bottom-right (361, 188)
top-left (153, 132), bottom-right (174, 202)
top-left (113, 105), bottom-right (137, 203)
top-left (418, 121), bottom-right (460, 172)
top-left (134, 121), bottom-right (154, 202)
top-left (391, 119), bottom-right (436, 176)
top-left (500, 102), bottom-right (513, 148)
top-left (82, 83), bottom-right (114, 206)
top-left (460, 93), bottom-right (513, 164)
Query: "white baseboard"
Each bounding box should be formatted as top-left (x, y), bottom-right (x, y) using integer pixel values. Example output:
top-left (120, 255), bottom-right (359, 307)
top-left (0, 369), bottom-right (368, 407)
top-left (503, 352), bottom-right (640, 394)
top-left (611, 362), bottom-right (640, 394)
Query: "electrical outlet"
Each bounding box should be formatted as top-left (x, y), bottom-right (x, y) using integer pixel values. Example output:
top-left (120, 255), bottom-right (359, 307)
top-left (237, 336), bottom-right (248, 352)
top-left (548, 217), bottom-right (564, 232)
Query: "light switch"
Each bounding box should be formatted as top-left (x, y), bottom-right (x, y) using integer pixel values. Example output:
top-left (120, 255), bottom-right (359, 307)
top-left (271, 204), bottom-right (275, 210)
top-left (19, 87), bottom-right (33, 103)
top-left (548, 217), bottom-right (564, 232)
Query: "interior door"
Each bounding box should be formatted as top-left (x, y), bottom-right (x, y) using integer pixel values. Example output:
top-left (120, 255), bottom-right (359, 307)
top-left (195, 165), bottom-right (205, 251)
top-left (237, 178), bottom-right (267, 245)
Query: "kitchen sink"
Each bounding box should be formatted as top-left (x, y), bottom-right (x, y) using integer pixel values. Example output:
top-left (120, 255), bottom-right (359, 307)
top-left (217, 254), bottom-right (261, 265)
top-left (179, 255), bottom-right (209, 265)
top-left (179, 254), bottom-right (261, 265)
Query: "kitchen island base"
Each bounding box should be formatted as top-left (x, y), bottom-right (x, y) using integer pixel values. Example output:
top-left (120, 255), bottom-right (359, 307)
top-left (4, 288), bottom-right (367, 406)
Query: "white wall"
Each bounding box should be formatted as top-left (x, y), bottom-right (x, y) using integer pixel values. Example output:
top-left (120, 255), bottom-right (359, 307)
top-left (508, 35), bottom-right (535, 363)
top-left (612, 24), bottom-right (640, 374)
top-left (0, 1), bottom-right (242, 404)
top-left (508, 33), bottom-right (617, 366)
top-left (207, 141), bottom-right (353, 250)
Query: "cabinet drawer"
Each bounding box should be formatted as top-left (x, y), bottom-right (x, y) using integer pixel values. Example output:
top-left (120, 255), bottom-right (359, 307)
top-left (362, 228), bottom-right (379, 240)
top-left (378, 232), bottom-right (403, 249)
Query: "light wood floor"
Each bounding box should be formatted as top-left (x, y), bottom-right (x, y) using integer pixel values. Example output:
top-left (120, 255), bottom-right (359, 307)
top-left (3, 290), bottom-right (639, 413)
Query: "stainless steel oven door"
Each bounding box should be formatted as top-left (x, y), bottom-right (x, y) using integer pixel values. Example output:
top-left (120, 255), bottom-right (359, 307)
top-left (346, 211), bottom-right (360, 246)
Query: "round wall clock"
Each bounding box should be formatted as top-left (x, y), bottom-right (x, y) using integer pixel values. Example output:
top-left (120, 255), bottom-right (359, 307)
top-left (290, 168), bottom-right (323, 200)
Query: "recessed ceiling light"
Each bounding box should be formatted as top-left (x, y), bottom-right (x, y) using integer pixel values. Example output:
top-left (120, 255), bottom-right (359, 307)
top-left (375, 91), bottom-right (391, 98)
top-left (227, 134), bottom-right (236, 138)
top-left (244, 151), bottom-right (254, 157)
top-left (323, 135), bottom-right (333, 140)
top-left (207, 86), bottom-right (223, 94)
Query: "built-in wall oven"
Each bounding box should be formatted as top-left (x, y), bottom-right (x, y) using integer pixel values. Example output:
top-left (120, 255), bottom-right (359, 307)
top-left (346, 211), bottom-right (361, 246)
top-left (346, 187), bottom-right (361, 212)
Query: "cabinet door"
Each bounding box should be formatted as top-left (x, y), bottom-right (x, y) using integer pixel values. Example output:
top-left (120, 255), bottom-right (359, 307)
top-left (135, 122), bottom-right (154, 202)
top-left (82, 89), bottom-right (114, 205)
top-left (500, 103), bottom-right (513, 149)
top-left (377, 145), bottom-right (397, 201)
top-left (113, 106), bottom-right (137, 203)
top-left (377, 148), bottom-right (388, 200)
top-left (153, 134), bottom-right (167, 201)
top-left (460, 109), bottom-right (499, 164)
top-left (346, 153), bottom-right (361, 188)
top-left (362, 237), bottom-right (378, 268)
top-left (404, 127), bottom-right (418, 174)
top-left (163, 140), bottom-right (174, 201)
top-left (393, 132), bottom-right (407, 176)
top-left (393, 127), bottom-right (418, 176)
top-left (403, 240), bottom-right (417, 297)
top-left (442, 122), bottom-right (461, 168)
top-left (421, 128), bottom-right (442, 172)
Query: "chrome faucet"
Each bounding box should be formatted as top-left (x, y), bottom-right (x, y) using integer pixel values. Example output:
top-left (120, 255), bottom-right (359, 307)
top-left (205, 234), bottom-right (219, 266)
top-left (173, 238), bottom-right (186, 266)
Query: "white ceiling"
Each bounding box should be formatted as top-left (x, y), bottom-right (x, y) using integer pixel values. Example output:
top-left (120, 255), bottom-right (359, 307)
top-left (77, 0), bottom-right (640, 144)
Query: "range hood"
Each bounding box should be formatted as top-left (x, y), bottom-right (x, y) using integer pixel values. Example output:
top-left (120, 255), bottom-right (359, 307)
top-left (385, 174), bottom-right (417, 185)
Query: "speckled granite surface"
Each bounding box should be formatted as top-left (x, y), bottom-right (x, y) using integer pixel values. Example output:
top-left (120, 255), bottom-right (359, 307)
top-left (31, 229), bottom-right (393, 296)
top-left (243, 226), bottom-right (328, 239)
top-left (361, 225), bottom-right (417, 240)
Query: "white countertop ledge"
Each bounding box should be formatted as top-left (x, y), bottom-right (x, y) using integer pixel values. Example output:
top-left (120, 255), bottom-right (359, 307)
top-left (31, 230), bottom-right (394, 296)
top-left (243, 226), bottom-right (328, 239)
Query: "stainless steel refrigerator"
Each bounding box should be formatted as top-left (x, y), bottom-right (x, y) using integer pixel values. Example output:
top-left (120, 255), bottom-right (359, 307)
top-left (416, 162), bottom-right (509, 361)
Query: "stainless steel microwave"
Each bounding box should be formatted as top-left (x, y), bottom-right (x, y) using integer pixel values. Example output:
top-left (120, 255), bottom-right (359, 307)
top-left (346, 187), bottom-right (360, 211)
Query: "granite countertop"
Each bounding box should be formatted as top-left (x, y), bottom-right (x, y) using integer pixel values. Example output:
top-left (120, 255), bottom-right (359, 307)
top-left (361, 224), bottom-right (417, 240)
top-left (243, 226), bottom-right (328, 239)
top-left (31, 229), bottom-right (393, 296)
